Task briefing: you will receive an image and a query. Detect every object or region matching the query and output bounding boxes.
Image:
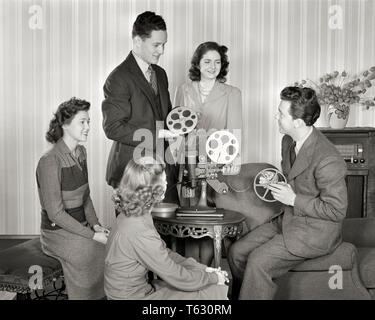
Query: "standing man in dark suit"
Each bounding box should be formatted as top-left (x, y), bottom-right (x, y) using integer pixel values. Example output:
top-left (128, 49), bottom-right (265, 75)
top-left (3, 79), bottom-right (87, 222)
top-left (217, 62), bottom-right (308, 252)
top-left (102, 11), bottom-right (178, 206)
top-left (228, 86), bottom-right (348, 299)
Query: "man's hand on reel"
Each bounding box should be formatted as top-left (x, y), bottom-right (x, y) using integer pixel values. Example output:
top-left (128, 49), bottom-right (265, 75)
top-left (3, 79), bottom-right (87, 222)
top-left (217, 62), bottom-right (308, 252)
top-left (268, 182), bottom-right (296, 206)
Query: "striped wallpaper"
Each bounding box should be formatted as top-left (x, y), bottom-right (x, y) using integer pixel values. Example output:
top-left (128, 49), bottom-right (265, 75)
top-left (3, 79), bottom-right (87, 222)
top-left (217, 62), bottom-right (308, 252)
top-left (0, 0), bottom-right (374, 234)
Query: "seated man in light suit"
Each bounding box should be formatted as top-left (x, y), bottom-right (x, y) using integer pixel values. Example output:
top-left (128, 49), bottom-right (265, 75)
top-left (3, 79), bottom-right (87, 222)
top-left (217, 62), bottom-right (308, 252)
top-left (228, 86), bottom-right (348, 300)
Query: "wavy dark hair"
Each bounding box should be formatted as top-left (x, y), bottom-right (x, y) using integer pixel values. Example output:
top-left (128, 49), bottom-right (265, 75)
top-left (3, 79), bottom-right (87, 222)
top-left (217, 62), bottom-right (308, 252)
top-left (45, 97), bottom-right (90, 144)
top-left (132, 11), bottom-right (166, 39)
top-left (113, 157), bottom-right (167, 217)
top-left (280, 86), bottom-right (321, 126)
top-left (188, 42), bottom-right (229, 82)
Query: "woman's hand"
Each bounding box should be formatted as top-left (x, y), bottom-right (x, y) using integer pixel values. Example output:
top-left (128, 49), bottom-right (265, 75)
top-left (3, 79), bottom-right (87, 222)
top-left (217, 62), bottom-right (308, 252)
top-left (93, 231), bottom-right (108, 245)
top-left (93, 224), bottom-right (110, 236)
top-left (216, 268), bottom-right (229, 285)
top-left (205, 267), bottom-right (229, 285)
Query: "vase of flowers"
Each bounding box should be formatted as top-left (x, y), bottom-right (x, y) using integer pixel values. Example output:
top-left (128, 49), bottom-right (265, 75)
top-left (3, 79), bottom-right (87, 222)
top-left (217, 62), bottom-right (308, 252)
top-left (327, 104), bottom-right (349, 129)
top-left (295, 67), bottom-right (375, 129)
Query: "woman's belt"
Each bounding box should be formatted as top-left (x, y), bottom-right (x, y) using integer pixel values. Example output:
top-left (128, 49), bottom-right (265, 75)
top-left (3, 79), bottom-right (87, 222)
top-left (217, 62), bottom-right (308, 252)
top-left (41, 206), bottom-right (86, 231)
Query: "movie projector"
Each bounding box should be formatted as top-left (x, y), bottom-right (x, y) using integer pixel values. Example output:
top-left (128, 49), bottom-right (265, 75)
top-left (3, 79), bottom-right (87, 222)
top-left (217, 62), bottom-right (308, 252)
top-left (162, 106), bottom-right (240, 218)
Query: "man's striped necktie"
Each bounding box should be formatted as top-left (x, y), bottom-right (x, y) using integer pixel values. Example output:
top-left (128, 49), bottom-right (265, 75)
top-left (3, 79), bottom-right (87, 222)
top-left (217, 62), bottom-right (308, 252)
top-left (147, 65), bottom-right (158, 95)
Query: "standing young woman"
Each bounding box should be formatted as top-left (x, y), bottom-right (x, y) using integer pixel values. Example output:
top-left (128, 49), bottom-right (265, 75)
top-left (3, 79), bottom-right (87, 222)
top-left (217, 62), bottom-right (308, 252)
top-left (174, 42), bottom-right (243, 265)
top-left (104, 157), bottom-right (229, 300)
top-left (174, 41), bottom-right (242, 131)
top-left (36, 98), bottom-right (108, 299)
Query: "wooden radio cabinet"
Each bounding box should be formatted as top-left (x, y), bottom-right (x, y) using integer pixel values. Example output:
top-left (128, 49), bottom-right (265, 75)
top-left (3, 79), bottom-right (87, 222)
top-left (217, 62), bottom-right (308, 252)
top-left (319, 127), bottom-right (375, 218)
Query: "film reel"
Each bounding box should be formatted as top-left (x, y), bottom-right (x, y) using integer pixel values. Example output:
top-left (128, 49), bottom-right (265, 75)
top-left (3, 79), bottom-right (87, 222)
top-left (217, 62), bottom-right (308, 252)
top-left (253, 168), bottom-right (287, 202)
top-left (166, 107), bottom-right (198, 135)
top-left (206, 130), bottom-right (239, 164)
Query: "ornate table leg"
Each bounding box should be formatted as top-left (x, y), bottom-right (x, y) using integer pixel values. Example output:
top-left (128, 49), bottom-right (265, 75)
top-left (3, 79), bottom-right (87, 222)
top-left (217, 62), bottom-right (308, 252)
top-left (213, 225), bottom-right (223, 268)
top-left (171, 236), bottom-right (177, 252)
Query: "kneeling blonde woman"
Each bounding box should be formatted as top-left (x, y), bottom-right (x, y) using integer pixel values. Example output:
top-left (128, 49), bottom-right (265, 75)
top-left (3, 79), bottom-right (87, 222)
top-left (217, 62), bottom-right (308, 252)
top-left (104, 157), bottom-right (228, 300)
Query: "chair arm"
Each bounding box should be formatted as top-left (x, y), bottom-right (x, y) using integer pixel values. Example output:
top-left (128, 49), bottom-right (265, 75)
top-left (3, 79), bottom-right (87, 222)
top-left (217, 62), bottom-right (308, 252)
top-left (343, 218), bottom-right (375, 247)
top-left (213, 162), bottom-right (283, 230)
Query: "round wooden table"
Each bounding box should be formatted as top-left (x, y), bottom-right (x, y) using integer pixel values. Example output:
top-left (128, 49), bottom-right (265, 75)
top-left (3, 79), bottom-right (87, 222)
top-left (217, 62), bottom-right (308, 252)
top-left (152, 209), bottom-right (245, 268)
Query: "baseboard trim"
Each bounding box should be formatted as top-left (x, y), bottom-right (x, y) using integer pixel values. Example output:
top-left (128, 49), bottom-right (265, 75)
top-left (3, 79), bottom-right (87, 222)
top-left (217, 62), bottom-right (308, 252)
top-left (0, 291), bottom-right (17, 300)
top-left (0, 235), bottom-right (39, 240)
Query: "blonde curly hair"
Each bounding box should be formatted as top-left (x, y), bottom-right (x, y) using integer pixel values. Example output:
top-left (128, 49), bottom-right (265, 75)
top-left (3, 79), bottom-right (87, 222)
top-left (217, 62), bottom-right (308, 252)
top-left (113, 157), bottom-right (167, 217)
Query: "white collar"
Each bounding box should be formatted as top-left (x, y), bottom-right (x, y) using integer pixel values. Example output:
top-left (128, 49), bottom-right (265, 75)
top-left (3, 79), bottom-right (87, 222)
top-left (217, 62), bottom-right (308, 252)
top-left (132, 51), bottom-right (150, 79)
top-left (295, 126), bottom-right (313, 155)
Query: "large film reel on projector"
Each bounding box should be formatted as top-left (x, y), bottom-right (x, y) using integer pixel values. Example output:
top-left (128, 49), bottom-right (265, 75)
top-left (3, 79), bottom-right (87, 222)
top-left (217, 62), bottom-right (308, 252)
top-left (253, 168), bottom-right (287, 202)
top-left (166, 106), bottom-right (240, 164)
top-left (166, 106), bottom-right (198, 135)
top-left (206, 130), bottom-right (240, 164)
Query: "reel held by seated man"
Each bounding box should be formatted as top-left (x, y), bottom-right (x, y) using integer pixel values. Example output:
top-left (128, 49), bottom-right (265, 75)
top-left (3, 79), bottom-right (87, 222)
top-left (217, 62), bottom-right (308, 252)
top-left (165, 106), bottom-right (241, 215)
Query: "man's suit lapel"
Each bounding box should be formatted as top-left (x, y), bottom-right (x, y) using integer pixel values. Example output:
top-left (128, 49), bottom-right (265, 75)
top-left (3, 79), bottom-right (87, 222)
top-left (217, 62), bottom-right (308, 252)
top-left (154, 67), bottom-right (169, 119)
top-left (287, 127), bottom-right (318, 182)
top-left (125, 53), bottom-right (163, 119)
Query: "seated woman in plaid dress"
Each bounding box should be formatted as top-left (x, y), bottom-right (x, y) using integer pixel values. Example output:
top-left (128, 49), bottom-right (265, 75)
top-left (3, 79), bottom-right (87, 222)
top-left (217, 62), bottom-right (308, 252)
top-left (36, 98), bottom-right (108, 299)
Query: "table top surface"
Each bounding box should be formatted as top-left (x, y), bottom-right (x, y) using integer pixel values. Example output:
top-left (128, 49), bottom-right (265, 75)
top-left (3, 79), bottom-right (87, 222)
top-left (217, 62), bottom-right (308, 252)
top-left (152, 209), bottom-right (245, 226)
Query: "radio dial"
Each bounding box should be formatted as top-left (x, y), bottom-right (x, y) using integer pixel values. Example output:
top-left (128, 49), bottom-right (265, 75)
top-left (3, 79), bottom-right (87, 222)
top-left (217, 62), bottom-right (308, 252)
top-left (360, 159), bottom-right (365, 163)
top-left (353, 159), bottom-right (358, 164)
